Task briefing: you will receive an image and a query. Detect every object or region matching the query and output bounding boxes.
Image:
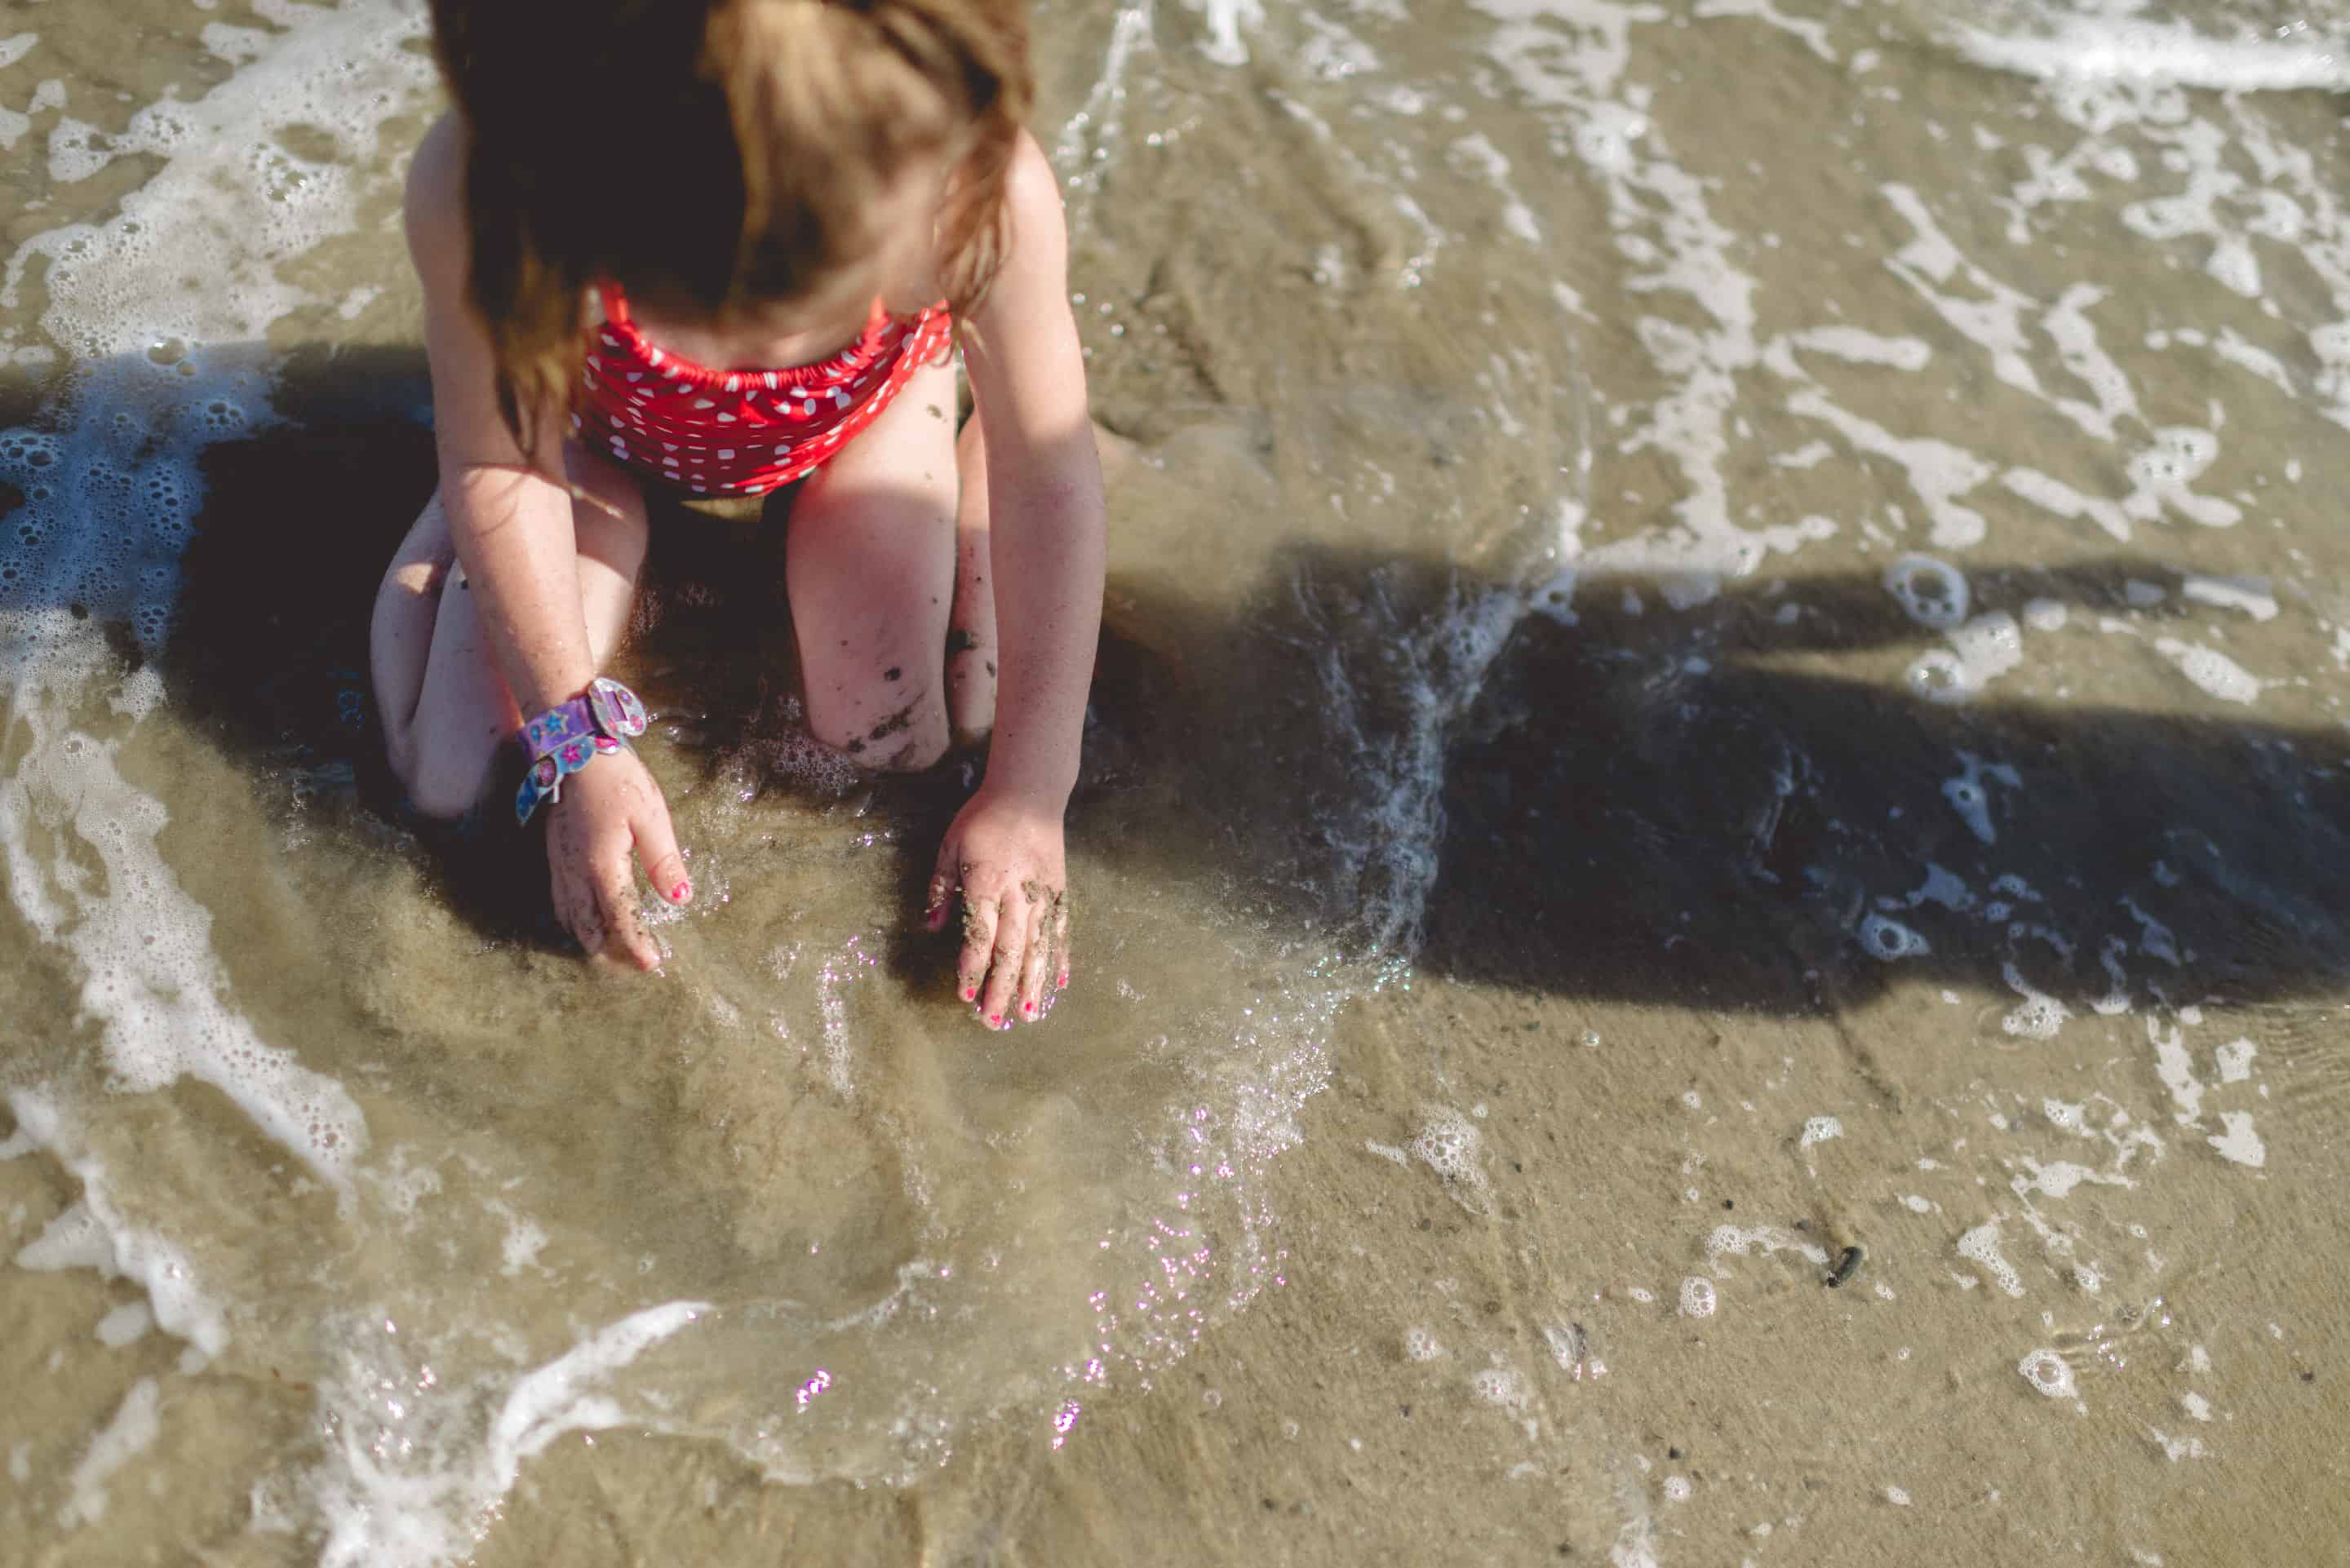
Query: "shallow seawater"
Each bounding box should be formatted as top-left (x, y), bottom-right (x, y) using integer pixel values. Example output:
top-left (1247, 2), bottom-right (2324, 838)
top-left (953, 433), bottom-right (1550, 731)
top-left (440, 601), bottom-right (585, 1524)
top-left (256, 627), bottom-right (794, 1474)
top-left (5, 0), bottom-right (2350, 1563)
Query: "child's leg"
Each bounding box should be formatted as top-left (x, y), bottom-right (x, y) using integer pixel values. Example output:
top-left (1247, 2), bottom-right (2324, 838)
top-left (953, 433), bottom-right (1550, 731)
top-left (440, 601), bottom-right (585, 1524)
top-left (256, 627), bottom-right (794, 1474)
top-left (786, 352), bottom-right (960, 769)
top-left (370, 444), bottom-right (649, 819)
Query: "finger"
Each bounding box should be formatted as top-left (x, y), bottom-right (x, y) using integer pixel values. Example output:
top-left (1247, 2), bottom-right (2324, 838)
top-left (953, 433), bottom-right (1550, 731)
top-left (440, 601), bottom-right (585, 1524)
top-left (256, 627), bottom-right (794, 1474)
top-left (925, 837), bottom-right (960, 933)
top-left (956, 866), bottom-right (997, 1006)
top-left (980, 890), bottom-right (1026, 1027)
top-left (592, 847), bottom-right (658, 972)
top-left (1016, 895), bottom-right (1051, 1021)
top-left (552, 859), bottom-right (601, 959)
top-left (1052, 895), bottom-right (1072, 993)
top-left (634, 791), bottom-right (692, 907)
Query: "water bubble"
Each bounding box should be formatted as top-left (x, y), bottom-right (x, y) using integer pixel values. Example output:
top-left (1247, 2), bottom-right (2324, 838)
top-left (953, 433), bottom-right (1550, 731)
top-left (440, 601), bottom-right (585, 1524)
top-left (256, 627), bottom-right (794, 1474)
top-left (1859, 915), bottom-right (1929, 961)
top-left (2018, 1349), bottom-right (2077, 1400)
top-left (1883, 555), bottom-right (1970, 631)
top-left (1470, 1367), bottom-right (1528, 1410)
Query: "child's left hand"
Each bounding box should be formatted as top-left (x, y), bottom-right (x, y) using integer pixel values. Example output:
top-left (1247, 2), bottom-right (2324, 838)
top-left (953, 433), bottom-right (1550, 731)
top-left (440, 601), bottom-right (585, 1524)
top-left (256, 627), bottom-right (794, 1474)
top-left (927, 782), bottom-right (1071, 1026)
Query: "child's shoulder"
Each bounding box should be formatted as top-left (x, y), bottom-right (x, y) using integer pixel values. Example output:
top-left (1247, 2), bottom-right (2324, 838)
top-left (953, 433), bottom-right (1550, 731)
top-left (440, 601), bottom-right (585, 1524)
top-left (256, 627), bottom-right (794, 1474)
top-left (1000, 126), bottom-right (1060, 228)
top-left (978, 126), bottom-right (1068, 304)
top-left (402, 113), bottom-right (470, 299)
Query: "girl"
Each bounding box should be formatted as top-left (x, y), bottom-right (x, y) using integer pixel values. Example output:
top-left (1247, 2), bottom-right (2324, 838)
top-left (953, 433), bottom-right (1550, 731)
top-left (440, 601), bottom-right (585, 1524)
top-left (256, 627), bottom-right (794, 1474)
top-left (369, 0), bottom-right (1102, 1027)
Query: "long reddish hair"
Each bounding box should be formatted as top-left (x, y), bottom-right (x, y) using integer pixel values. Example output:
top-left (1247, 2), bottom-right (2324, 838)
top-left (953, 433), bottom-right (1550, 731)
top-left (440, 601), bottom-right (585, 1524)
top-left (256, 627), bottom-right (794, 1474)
top-left (428, 0), bottom-right (1031, 457)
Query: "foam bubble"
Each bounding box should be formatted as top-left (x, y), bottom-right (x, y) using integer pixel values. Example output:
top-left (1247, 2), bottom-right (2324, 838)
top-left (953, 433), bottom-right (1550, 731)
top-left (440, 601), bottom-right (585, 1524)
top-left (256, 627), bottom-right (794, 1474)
top-left (1408, 1106), bottom-right (1490, 1207)
top-left (94, 1301), bottom-right (153, 1348)
top-left (2018, 1348), bottom-right (2077, 1400)
top-left (1705, 1224), bottom-right (1829, 1270)
top-left (2206, 1111), bottom-right (2265, 1168)
top-left (1799, 1116), bottom-right (1843, 1150)
top-left (2215, 1039), bottom-right (2256, 1084)
top-left (496, 1211), bottom-right (549, 1277)
top-left (1885, 1485), bottom-right (1911, 1506)
top-left (1942, 754), bottom-right (2018, 845)
top-left (1403, 1326), bottom-right (1447, 1362)
top-left (2153, 639), bottom-right (2265, 705)
top-left (2181, 575), bottom-right (2278, 622)
top-left (1884, 554), bottom-right (1970, 631)
top-left (1911, 612), bottom-right (2024, 704)
top-left (58, 1377), bottom-right (162, 1527)
top-left (2000, 961), bottom-right (2072, 1040)
top-left (1663, 1475), bottom-right (1692, 1503)
top-left (1957, 1220), bottom-right (2024, 1296)
top-left (1859, 914), bottom-right (1930, 962)
top-left (1678, 1277), bottom-right (1717, 1318)
top-left (1470, 1366), bottom-right (1528, 1411)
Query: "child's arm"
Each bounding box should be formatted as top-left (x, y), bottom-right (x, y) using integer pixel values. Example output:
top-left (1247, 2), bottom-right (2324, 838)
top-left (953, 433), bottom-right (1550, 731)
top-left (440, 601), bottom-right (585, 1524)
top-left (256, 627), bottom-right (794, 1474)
top-left (934, 129), bottom-right (1107, 1021)
top-left (408, 113), bottom-right (689, 968)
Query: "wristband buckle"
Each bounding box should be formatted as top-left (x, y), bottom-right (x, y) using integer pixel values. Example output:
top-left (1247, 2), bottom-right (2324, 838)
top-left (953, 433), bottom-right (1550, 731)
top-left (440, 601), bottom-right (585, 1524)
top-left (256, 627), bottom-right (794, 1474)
top-left (514, 677), bottom-right (650, 826)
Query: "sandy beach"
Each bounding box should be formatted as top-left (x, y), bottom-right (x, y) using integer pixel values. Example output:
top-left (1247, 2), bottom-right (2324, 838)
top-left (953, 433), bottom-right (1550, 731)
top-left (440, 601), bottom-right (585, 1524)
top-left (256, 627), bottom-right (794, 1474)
top-left (4, 0), bottom-right (2349, 1562)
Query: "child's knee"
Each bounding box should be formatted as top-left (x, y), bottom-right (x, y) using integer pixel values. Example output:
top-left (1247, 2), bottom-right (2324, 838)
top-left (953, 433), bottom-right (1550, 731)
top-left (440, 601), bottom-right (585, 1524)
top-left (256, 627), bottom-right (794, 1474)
top-left (876, 729), bottom-right (950, 773)
top-left (382, 552), bottom-right (452, 604)
top-left (807, 687), bottom-right (950, 773)
top-left (401, 755), bottom-right (489, 823)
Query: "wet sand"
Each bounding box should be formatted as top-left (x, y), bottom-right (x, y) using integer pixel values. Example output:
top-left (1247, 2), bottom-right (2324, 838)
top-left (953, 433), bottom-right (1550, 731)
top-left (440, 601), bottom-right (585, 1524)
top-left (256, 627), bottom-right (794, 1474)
top-left (5, 0), bottom-right (2350, 1563)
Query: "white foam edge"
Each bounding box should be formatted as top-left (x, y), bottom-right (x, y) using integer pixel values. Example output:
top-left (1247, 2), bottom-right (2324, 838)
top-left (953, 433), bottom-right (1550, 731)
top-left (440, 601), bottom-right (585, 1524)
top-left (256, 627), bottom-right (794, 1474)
top-left (0, 0), bottom-right (431, 1203)
top-left (312, 1301), bottom-right (712, 1568)
top-left (59, 1375), bottom-right (164, 1528)
top-left (7, 1088), bottom-right (231, 1358)
top-left (0, 671), bottom-right (367, 1191)
top-left (1950, 19), bottom-right (2350, 94)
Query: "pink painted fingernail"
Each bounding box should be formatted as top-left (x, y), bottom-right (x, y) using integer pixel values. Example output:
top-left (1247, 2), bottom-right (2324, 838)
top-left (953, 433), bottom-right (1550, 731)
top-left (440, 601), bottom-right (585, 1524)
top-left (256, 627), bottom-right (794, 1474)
top-left (962, 986), bottom-right (977, 1001)
top-left (926, 905), bottom-right (947, 931)
top-left (1057, 972), bottom-right (1069, 990)
top-left (1022, 1001), bottom-right (1036, 1017)
top-left (987, 1012), bottom-right (1003, 1026)
top-left (671, 880), bottom-right (691, 903)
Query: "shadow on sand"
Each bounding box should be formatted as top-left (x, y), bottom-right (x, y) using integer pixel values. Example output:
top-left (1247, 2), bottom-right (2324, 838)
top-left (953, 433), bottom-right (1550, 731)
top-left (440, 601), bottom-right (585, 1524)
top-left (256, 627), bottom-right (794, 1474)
top-left (33, 344), bottom-right (2339, 1018)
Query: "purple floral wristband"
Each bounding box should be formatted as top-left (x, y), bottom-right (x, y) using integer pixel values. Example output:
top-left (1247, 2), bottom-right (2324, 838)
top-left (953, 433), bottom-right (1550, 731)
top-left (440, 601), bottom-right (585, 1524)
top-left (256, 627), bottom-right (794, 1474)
top-left (513, 677), bottom-right (650, 826)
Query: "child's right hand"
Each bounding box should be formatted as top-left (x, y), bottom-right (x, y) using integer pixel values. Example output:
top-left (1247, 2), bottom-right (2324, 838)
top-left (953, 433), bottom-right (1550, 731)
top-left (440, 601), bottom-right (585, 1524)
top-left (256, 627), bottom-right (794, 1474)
top-left (542, 747), bottom-right (692, 970)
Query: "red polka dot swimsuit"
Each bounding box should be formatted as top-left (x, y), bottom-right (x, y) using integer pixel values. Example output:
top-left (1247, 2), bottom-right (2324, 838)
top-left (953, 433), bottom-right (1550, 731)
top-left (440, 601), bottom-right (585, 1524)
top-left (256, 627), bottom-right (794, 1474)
top-left (571, 285), bottom-right (953, 498)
